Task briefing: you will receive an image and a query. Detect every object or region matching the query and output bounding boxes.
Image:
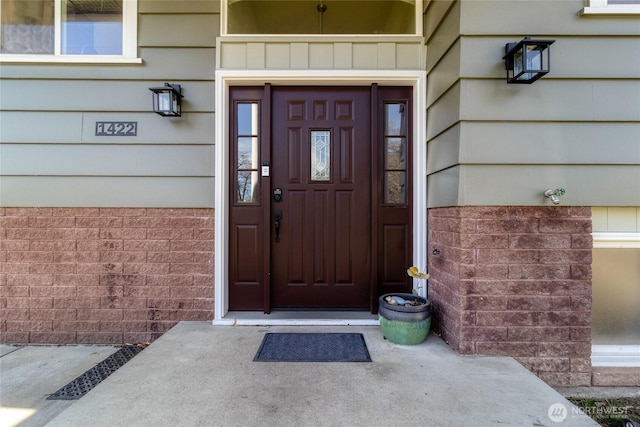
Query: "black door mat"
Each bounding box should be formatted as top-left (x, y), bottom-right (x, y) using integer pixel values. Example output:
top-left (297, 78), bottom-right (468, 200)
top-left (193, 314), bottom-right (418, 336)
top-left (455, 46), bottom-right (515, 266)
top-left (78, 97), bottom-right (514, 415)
top-left (254, 333), bottom-right (372, 362)
top-left (47, 345), bottom-right (143, 400)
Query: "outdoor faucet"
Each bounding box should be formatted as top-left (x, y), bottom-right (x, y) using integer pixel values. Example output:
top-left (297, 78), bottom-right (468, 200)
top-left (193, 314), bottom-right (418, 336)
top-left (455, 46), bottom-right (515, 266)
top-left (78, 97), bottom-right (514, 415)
top-left (544, 188), bottom-right (566, 205)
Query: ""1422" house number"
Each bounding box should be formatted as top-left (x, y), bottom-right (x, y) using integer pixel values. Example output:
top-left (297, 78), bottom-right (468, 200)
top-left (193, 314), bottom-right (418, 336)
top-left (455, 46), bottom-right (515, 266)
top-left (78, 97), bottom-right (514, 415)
top-left (95, 121), bottom-right (138, 136)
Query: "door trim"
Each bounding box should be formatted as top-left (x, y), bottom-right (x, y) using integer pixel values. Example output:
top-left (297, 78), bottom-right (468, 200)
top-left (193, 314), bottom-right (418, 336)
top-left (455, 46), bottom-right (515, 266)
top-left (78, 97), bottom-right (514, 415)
top-left (213, 70), bottom-right (427, 322)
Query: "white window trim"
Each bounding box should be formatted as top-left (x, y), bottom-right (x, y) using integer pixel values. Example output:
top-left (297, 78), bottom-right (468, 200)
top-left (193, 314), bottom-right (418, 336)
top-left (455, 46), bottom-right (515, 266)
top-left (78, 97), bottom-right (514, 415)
top-left (221, 0), bottom-right (423, 37)
top-left (582, 0), bottom-right (640, 15)
top-left (592, 232), bottom-right (640, 248)
top-left (212, 69), bottom-right (428, 324)
top-left (592, 345), bottom-right (640, 367)
top-left (0, 0), bottom-right (140, 64)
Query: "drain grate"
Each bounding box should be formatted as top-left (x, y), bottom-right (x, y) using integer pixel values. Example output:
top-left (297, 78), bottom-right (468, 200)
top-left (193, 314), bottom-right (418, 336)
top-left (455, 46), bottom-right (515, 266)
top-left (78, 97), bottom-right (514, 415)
top-left (47, 345), bottom-right (143, 400)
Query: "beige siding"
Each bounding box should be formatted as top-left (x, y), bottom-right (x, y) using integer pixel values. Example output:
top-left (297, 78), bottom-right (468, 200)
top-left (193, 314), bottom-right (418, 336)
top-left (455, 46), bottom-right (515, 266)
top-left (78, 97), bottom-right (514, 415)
top-left (425, 0), bottom-right (640, 208)
top-left (461, 0), bottom-right (640, 36)
top-left (0, 80), bottom-right (214, 112)
top-left (460, 37), bottom-right (640, 79)
top-left (2, 145), bottom-right (214, 176)
top-left (0, 48), bottom-right (215, 80)
top-left (138, 0), bottom-right (220, 14)
top-left (593, 207), bottom-right (640, 232)
top-left (139, 14), bottom-right (220, 47)
top-left (458, 165), bottom-right (640, 206)
top-left (0, 177), bottom-right (214, 208)
top-left (0, 2), bottom-right (219, 208)
top-left (218, 37), bottom-right (425, 70)
top-left (1, 112), bottom-right (214, 144)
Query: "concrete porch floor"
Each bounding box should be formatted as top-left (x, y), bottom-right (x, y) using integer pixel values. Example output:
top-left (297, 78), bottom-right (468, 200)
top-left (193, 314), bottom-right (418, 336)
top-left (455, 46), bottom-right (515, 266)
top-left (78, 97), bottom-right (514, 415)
top-left (2, 321), bottom-right (600, 427)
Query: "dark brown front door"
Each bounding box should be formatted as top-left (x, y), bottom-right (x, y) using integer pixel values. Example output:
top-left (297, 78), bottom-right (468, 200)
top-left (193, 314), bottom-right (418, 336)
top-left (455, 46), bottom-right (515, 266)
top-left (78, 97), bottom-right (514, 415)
top-left (270, 87), bottom-right (371, 308)
top-left (228, 85), bottom-right (414, 312)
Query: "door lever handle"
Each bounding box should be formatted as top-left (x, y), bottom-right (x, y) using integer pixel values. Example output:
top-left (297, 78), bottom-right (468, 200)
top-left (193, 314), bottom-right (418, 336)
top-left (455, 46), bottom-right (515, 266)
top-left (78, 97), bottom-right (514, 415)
top-left (274, 208), bottom-right (282, 243)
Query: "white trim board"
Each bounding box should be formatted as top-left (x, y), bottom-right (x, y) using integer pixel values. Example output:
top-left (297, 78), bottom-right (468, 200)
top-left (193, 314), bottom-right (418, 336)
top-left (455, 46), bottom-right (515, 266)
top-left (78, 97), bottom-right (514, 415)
top-left (213, 311), bottom-right (380, 326)
top-left (592, 345), bottom-right (640, 367)
top-left (213, 69), bottom-right (428, 322)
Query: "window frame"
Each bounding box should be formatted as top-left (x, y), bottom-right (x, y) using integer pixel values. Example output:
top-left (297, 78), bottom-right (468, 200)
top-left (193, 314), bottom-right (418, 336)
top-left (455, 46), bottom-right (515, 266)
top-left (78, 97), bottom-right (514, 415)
top-left (221, 0), bottom-right (423, 37)
top-left (582, 0), bottom-right (640, 15)
top-left (0, 0), bottom-right (140, 63)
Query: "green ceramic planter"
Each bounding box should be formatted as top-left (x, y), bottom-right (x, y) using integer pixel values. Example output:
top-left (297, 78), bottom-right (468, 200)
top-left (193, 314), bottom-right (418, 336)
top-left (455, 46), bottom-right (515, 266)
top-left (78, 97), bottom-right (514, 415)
top-left (378, 293), bottom-right (431, 345)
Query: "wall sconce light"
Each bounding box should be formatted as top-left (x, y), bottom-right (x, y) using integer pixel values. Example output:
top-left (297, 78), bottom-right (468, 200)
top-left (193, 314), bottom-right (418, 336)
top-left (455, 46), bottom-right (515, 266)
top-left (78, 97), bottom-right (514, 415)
top-left (149, 83), bottom-right (183, 117)
top-left (544, 188), bottom-right (566, 205)
top-left (503, 36), bottom-right (555, 84)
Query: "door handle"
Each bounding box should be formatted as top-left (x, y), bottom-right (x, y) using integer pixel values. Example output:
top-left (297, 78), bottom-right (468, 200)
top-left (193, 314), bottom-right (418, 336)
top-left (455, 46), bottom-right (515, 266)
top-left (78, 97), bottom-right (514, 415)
top-left (274, 208), bottom-right (282, 243)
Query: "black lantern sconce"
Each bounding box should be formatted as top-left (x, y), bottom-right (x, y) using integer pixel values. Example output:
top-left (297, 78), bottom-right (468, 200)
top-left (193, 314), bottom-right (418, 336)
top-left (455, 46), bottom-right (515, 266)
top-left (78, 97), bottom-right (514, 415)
top-left (149, 83), bottom-right (183, 117)
top-left (503, 37), bottom-right (555, 84)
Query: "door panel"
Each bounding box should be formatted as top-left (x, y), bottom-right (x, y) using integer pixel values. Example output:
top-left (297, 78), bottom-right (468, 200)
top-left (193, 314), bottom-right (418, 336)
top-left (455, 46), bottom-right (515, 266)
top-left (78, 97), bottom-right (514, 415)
top-left (227, 85), bottom-right (413, 312)
top-left (375, 87), bottom-right (414, 299)
top-left (270, 87), bottom-right (371, 308)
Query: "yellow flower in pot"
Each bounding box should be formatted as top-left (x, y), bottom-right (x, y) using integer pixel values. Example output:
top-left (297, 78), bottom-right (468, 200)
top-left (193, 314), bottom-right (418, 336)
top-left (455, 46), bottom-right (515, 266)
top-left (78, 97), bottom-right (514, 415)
top-left (379, 266), bottom-right (431, 345)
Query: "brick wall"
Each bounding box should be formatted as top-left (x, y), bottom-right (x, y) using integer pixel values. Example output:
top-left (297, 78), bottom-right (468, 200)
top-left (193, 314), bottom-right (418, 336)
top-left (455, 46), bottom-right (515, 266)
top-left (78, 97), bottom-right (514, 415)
top-left (428, 206), bottom-right (593, 387)
top-left (0, 208), bottom-right (214, 344)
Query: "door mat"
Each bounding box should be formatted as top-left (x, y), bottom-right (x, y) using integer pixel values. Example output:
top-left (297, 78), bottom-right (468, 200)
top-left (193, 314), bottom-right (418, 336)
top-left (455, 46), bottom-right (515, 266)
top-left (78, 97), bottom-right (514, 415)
top-left (254, 333), bottom-right (372, 362)
top-left (47, 345), bottom-right (143, 400)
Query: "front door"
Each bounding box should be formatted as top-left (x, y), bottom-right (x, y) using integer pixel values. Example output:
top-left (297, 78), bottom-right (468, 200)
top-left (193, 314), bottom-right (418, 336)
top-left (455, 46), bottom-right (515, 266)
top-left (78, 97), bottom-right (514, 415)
top-left (228, 85), bottom-right (413, 312)
top-left (270, 87), bottom-right (371, 308)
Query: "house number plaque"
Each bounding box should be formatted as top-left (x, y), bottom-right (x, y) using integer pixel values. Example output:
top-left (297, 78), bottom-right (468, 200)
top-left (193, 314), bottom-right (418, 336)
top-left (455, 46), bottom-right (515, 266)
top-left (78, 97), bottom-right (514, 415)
top-left (95, 121), bottom-right (138, 136)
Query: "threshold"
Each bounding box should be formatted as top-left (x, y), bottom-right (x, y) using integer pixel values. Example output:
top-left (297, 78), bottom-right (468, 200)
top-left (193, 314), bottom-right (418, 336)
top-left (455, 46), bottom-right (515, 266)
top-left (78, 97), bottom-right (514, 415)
top-left (213, 311), bottom-right (380, 326)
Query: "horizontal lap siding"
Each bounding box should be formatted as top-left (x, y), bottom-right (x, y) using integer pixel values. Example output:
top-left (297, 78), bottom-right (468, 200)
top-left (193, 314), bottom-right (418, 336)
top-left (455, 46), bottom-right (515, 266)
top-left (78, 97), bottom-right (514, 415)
top-left (424, 1), bottom-right (461, 207)
top-left (425, 0), bottom-right (640, 208)
top-left (0, 3), bottom-right (219, 208)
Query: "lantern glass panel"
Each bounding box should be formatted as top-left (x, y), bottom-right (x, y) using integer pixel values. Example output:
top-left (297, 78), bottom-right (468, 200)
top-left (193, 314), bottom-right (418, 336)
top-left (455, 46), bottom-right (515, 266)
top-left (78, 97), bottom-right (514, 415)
top-left (526, 45), bottom-right (544, 71)
top-left (158, 92), bottom-right (172, 113)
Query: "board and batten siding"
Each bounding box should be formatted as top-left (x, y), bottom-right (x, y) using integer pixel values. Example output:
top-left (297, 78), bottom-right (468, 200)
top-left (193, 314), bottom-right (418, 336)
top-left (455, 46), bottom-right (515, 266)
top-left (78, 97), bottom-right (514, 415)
top-left (0, 1), bottom-right (219, 208)
top-left (425, 0), bottom-right (640, 208)
top-left (217, 37), bottom-right (425, 70)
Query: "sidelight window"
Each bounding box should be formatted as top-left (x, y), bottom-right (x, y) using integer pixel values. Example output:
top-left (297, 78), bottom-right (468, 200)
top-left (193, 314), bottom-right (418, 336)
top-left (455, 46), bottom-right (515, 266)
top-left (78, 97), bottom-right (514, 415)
top-left (383, 103), bottom-right (407, 205)
top-left (236, 102), bottom-right (260, 204)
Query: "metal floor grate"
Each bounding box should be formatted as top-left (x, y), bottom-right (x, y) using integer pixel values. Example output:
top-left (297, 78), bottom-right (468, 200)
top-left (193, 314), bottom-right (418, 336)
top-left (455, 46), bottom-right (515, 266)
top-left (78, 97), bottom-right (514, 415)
top-left (47, 345), bottom-right (143, 400)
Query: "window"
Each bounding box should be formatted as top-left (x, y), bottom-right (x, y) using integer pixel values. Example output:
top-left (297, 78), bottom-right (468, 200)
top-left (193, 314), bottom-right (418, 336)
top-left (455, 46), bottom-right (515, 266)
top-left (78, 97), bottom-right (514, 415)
top-left (0, 0), bottom-right (139, 62)
top-left (235, 102), bottom-right (260, 204)
top-left (582, 0), bottom-right (640, 15)
top-left (310, 130), bottom-right (331, 182)
top-left (591, 207), bottom-right (640, 367)
top-left (383, 103), bottom-right (408, 204)
top-left (225, 0), bottom-right (420, 35)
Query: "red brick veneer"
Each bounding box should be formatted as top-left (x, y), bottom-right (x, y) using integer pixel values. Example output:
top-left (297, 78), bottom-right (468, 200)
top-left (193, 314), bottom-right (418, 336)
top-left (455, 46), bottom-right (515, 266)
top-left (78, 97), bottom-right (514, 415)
top-left (428, 207), bottom-right (592, 387)
top-left (0, 208), bottom-right (214, 344)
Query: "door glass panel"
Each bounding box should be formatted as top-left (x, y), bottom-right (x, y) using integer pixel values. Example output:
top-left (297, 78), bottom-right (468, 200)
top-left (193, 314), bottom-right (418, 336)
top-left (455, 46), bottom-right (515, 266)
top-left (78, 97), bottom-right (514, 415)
top-left (384, 102), bottom-right (407, 204)
top-left (385, 137), bottom-right (406, 170)
top-left (238, 102), bottom-right (259, 135)
top-left (385, 104), bottom-right (406, 136)
top-left (385, 171), bottom-right (405, 204)
top-left (238, 137), bottom-right (259, 169)
top-left (237, 171), bottom-right (259, 203)
top-left (311, 130), bottom-right (330, 181)
top-left (236, 102), bottom-right (259, 204)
